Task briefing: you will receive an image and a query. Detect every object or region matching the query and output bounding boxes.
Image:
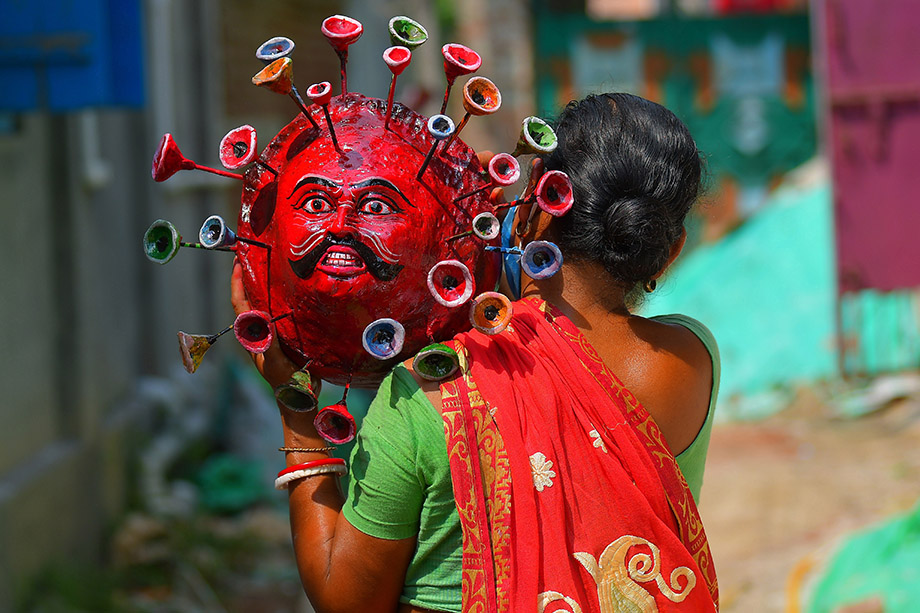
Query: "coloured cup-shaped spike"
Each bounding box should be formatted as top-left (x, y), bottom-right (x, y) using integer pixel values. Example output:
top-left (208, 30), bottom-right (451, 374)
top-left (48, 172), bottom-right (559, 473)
top-left (307, 81), bottom-right (333, 107)
top-left (427, 260), bottom-right (474, 308)
top-left (177, 331), bottom-right (214, 374)
top-left (428, 114), bottom-right (455, 141)
top-left (535, 170), bottom-right (574, 217)
top-left (275, 370), bottom-right (318, 412)
top-left (252, 57), bottom-right (293, 95)
top-left (321, 15), bottom-right (363, 52)
top-left (314, 403), bottom-right (356, 444)
top-left (469, 291), bottom-right (513, 336)
top-left (322, 15), bottom-right (362, 94)
top-left (383, 46), bottom-right (411, 75)
top-left (413, 343), bottom-right (460, 381)
top-left (151, 134), bottom-right (195, 182)
top-left (463, 76), bottom-right (502, 116)
top-left (362, 318), bottom-right (406, 360)
top-left (143, 219), bottom-right (181, 264)
top-left (256, 36), bottom-right (295, 63)
top-left (521, 240), bottom-right (563, 280)
top-left (199, 215), bottom-right (236, 249)
top-left (471, 212), bottom-right (500, 240)
top-left (488, 153), bottom-right (521, 187)
top-left (440, 43), bottom-right (481, 113)
top-left (234, 310), bottom-right (273, 354)
top-left (513, 116), bottom-right (558, 157)
top-left (442, 43), bottom-right (482, 83)
top-left (219, 125), bottom-right (257, 170)
top-left (388, 16), bottom-right (428, 50)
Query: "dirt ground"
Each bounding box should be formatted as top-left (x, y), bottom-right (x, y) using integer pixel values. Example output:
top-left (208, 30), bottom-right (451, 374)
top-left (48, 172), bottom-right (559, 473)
top-left (700, 385), bottom-right (920, 612)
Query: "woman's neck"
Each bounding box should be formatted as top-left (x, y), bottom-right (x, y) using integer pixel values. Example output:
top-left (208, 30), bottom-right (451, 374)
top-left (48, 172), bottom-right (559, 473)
top-left (520, 260), bottom-right (631, 330)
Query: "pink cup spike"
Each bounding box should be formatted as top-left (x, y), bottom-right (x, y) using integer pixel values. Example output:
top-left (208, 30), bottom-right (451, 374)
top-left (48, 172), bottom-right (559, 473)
top-left (443, 76), bottom-right (502, 151)
top-left (314, 383), bottom-right (356, 444)
top-left (151, 133), bottom-right (242, 182)
top-left (321, 15), bottom-right (363, 94)
top-left (427, 259), bottom-right (474, 308)
top-left (307, 81), bottom-right (342, 154)
top-left (219, 125), bottom-right (257, 170)
top-left (535, 170), bottom-right (574, 217)
top-left (454, 153), bottom-right (520, 202)
top-left (440, 43), bottom-right (481, 114)
top-left (314, 402), bottom-right (356, 444)
top-left (383, 46), bottom-right (412, 130)
top-left (232, 310), bottom-right (291, 354)
top-left (251, 58), bottom-right (319, 130)
top-left (234, 310), bottom-right (273, 354)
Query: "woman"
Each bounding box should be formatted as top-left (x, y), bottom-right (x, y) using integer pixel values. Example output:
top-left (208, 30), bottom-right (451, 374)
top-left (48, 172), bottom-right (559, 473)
top-left (231, 93), bottom-right (719, 612)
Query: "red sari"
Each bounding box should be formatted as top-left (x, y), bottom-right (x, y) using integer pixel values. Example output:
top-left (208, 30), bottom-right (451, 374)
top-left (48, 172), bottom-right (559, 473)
top-left (439, 299), bottom-right (718, 612)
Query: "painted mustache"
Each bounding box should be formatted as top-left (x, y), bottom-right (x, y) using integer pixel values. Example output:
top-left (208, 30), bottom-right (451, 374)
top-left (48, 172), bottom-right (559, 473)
top-left (289, 235), bottom-right (403, 281)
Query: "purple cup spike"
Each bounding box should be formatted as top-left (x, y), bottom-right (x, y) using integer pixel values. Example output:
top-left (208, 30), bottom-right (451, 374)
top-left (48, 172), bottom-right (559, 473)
top-left (321, 15), bottom-right (363, 94)
top-left (383, 46), bottom-right (412, 130)
top-left (417, 114), bottom-right (455, 181)
top-left (307, 81), bottom-right (342, 154)
top-left (443, 76), bottom-right (502, 151)
top-left (440, 43), bottom-right (482, 114)
top-left (151, 133), bottom-right (242, 183)
top-left (535, 170), bottom-right (574, 217)
top-left (252, 58), bottom-right (319, 129)
top-left (521, 240), bottom-right (563, 280)
top-left (388, 16), bottom-right (428, 51)
top-left (219, 125), bottom-right (257, 170)
top-left (255, 36), bottom-right (295, 63)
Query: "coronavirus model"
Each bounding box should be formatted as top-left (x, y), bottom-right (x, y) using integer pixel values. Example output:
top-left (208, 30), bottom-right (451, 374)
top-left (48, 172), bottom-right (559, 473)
top-left (143, 15), bottom-right (572, 443)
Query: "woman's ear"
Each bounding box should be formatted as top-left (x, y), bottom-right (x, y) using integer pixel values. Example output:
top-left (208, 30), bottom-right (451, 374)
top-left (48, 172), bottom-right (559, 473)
top-left (654, 228), bottom-right (687, 279)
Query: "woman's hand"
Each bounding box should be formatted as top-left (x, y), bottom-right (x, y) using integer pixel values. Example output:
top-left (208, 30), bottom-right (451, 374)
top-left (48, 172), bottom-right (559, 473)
top-left (230, 257), bottom-right (300, 389)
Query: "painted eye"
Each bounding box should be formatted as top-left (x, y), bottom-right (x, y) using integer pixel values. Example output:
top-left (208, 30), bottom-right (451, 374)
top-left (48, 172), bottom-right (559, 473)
top-left (359, 199), bottom-right (394, 215)
top-left (300, 196), bottom-right (333, 213)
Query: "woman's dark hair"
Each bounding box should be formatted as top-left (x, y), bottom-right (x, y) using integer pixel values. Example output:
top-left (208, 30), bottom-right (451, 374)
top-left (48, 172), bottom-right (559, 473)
top-left (542, 93), bottom-right (702, 290)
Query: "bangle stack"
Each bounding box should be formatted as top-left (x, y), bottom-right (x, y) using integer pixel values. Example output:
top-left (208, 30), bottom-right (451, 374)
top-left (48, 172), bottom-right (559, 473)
top-left (278, 446), bottom-right (336, 453)
top-left (274, 458), bottom-right (347, 490)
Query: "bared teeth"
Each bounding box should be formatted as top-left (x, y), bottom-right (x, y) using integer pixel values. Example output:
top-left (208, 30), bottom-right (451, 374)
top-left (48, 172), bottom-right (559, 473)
top-left (323, 250), bottom-right (362, 267)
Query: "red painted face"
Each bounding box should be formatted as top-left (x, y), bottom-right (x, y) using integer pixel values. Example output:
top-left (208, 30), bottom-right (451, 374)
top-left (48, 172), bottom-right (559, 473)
top-left (237, 94), bottom-right (499, 386)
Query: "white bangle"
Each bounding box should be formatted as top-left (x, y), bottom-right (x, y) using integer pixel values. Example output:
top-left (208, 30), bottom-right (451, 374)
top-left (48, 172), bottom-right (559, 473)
top-left (274, 463), bottom-right (348, 490)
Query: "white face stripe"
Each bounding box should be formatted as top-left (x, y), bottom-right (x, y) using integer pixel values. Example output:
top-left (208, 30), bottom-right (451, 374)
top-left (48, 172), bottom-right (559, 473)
top-left (358, 228), bottom-right (400, 263)
top-left (290, 230), bottom-right (327, 257)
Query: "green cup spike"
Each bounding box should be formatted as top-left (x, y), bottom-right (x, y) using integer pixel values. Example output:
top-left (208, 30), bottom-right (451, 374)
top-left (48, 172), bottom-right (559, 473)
top-left (412, 343), bottom-right (460, 381)
top-left (388, 16), bottom-right (428, 51)
top-left (275, 369), bottom-right (319, 412)
top-left (512, 116), bottom-right (557, 157)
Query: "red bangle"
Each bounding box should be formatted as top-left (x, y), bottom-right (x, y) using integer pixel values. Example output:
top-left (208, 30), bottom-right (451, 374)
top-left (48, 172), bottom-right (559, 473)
top-left (277, 457), bottom-right (346, 478)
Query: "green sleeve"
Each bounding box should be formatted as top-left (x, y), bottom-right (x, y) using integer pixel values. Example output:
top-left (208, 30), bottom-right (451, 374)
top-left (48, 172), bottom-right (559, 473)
top-left (651, 314), bottom-right (720, 503)
top-left (342, 368), bottom-right (426, 540)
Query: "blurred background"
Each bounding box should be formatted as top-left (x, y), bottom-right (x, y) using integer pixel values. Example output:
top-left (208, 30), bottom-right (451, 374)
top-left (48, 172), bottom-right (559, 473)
top-left (2, 0), bottom-right (919, 611)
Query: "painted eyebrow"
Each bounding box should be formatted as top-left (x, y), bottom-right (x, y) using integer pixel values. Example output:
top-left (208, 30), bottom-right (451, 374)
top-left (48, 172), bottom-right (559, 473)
top-left (351, 178), bottom-right (414, 208)
top-left (289, 176), bottom-right (341, 198)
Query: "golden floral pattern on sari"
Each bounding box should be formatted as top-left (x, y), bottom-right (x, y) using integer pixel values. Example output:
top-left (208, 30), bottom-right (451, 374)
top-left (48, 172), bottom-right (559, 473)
top-left (574, 535), bottom-right (696, 612)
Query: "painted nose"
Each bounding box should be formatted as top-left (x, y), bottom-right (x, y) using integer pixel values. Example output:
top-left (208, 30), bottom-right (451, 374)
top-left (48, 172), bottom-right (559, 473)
top-left (329, 203), bottom-right (356, 236)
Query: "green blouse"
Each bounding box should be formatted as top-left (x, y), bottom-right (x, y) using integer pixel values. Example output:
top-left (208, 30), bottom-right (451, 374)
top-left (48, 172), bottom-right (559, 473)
top-left (342, 314), bottom-right (719, 612)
